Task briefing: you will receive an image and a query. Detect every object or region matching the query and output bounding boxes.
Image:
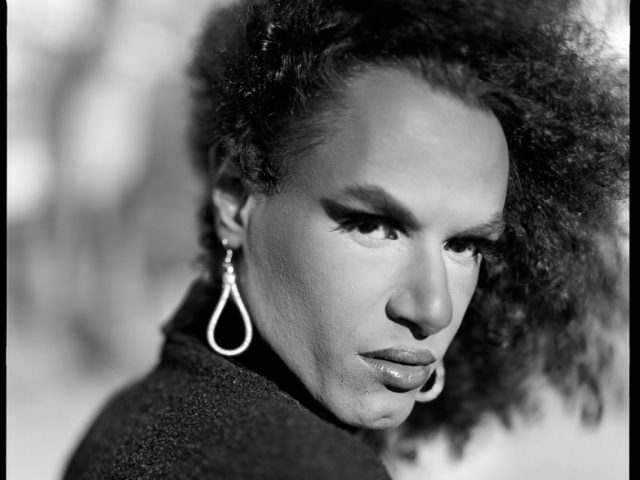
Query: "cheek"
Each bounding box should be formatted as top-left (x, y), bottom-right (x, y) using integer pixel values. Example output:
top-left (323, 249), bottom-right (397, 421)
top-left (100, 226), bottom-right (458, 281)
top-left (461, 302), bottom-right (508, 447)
top-left (243, 199), bottom-right (351, 352)
top-left (277, 221), bottom-right (386, 347)
top-left (246, 199), bottom-right (391, 358)
top-left (445, 260), bottom-right (481, 335)
top-left (242, 201), bottom-right (308, 344)
top-left (455, 265), bottom-right (480, 305)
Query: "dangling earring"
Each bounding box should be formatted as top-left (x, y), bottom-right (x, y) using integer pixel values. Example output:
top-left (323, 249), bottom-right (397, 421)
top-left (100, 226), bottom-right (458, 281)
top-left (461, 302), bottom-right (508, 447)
top-left (415, 362), bottom-right (445, 403)
top-left (206, 239), bottom-right (253, 356)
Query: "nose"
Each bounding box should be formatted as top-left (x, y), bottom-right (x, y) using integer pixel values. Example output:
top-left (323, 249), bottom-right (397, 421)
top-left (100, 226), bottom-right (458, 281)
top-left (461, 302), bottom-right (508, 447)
top-left (385, 249), bottom-right (453, 338)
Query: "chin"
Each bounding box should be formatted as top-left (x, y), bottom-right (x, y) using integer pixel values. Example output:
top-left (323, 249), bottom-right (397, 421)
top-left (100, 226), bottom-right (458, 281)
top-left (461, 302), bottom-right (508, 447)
top-left (341, 391), bottom-right (416, 430)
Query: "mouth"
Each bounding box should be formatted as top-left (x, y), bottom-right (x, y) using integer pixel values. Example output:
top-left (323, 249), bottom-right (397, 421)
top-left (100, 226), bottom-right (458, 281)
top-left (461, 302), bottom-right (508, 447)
top-left (360, 347), bottom-right (436, 392)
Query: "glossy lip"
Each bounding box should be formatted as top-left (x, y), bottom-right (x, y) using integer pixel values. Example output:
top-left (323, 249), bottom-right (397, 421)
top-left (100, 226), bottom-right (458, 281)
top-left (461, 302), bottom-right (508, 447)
top-left (360, 347), bottom-right (436, 392)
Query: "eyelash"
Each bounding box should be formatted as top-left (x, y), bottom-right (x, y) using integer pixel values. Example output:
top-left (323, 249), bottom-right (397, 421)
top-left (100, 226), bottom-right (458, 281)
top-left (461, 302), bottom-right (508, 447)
top-left (333, 213), bottom-right (401, 240)
top-left (443, 237), bottom-right (502, 263)
top-left (332, 210), bottom-right (503, 262)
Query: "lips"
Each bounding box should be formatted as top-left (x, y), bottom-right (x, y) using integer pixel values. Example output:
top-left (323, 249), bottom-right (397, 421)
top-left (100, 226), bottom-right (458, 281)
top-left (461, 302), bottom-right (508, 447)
top-left (360, 348), bottom-right (436, 392)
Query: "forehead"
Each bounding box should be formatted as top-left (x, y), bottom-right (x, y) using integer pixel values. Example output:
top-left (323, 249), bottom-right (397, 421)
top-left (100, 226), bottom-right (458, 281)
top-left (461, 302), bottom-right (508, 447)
top-left (290, 67), bottom-right (509, 226)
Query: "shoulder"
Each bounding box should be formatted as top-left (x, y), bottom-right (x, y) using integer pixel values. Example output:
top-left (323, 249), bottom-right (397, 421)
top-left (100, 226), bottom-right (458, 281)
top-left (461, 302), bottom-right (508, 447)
top-left (215, 402), bottom-right (391, 480)
top-left (63, 346), bottom-right (390, 479)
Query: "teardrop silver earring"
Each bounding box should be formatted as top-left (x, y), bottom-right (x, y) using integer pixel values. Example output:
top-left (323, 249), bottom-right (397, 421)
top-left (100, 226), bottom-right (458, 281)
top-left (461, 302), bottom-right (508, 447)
top-left (206, 239), bottom-right (253, 356)
top-left (415, 362), bottom-right (445, 403)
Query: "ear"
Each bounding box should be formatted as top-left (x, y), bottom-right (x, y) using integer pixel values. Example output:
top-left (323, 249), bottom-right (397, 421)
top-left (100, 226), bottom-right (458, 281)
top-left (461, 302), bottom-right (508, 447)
top-left (210, 140), bottom-right (254, 250)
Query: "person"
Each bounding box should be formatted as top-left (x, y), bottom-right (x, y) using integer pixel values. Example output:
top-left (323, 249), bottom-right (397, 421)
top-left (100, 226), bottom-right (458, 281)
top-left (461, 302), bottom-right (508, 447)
top-left (62, 0), bottom-right (628, 478)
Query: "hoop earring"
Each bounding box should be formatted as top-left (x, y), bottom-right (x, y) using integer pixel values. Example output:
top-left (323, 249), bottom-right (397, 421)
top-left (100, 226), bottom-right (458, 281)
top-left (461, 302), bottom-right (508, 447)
top-left (415, 362), bottom-right (445, 403)
top-left (206, 239), bottom-right (253, 356)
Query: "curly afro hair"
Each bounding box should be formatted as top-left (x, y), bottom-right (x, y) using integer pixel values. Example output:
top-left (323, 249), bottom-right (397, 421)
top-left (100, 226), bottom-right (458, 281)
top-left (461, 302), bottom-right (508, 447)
top-left (186, 0), bottom-right (628, 457)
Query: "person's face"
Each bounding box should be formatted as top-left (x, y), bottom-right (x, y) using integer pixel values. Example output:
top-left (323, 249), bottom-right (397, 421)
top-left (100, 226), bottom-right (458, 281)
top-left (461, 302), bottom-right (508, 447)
top-left (238, 68), bottom-right (509, 429)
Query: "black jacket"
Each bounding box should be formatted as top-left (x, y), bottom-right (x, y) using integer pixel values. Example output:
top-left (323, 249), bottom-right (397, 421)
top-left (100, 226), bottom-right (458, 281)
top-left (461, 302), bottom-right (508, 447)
top-left (62, 279), bottom-right (391, 480)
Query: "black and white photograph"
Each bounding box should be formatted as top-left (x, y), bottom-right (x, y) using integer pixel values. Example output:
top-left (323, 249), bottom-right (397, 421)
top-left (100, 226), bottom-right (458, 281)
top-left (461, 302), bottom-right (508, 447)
top-left (7, 1), bottom-right (629, 479)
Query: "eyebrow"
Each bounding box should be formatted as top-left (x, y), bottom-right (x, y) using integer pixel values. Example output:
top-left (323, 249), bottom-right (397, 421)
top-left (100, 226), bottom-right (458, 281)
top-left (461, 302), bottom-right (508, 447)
top-left (453, 211), bottom-right (506, 239)
top-left (321, 184), bottom-right (505, 238)
top-left (322, 185), bottom-right (421, 231)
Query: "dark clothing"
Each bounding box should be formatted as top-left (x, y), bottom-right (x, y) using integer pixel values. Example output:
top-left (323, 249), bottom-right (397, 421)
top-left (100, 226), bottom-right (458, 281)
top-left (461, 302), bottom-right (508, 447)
top-left (63, 279), bottom-right (391, 479)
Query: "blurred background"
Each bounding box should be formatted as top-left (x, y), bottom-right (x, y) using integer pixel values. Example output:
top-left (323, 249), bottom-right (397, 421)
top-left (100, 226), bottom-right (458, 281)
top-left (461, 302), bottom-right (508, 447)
top-left (6, 1), bottom-right (629, 479)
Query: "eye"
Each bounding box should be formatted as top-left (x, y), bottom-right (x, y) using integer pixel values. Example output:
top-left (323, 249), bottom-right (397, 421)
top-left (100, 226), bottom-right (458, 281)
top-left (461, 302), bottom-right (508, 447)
top-left (334, 215), bottom-right (400, 242)
top-left (443, 236), bottom-right (503, 264)
top-left (444, 238), bottom-right (480, 260)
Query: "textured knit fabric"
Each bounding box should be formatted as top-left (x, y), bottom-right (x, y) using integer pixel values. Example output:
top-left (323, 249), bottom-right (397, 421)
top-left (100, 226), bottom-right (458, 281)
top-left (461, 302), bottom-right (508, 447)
top-left (62, 279), bottom-right (392, 480)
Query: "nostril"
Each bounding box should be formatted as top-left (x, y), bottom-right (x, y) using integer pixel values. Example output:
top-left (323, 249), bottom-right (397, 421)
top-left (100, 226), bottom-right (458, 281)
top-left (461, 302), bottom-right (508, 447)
top-left (412, 329), bottom-right (429, 341)
top-left (385, 303), bottom-right (430, 340)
